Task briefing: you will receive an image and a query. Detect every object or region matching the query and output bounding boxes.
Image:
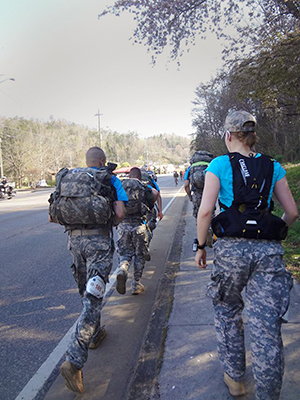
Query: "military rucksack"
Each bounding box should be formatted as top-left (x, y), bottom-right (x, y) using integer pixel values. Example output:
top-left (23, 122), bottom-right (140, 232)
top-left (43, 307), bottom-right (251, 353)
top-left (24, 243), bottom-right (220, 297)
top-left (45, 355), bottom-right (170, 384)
top-left (141, 170), bottom-right (153, 187)
top-left (48, 167), bottom-right (115, 226)
top-left (190, 151), bottom-right (213, 164)
top-left (189, 151), bottom-right (213, 190)
top-left (189, 162), bottom-right (209, 190)
top-left (211, 153), bottom-right (288, 240)
top-left (122, 178), bottom-right (152, 216)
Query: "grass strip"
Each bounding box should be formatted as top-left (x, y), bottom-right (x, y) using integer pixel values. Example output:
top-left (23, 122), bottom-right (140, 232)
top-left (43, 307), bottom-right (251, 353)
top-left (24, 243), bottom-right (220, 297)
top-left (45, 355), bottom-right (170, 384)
top-left (273, 164), bottom-right (300, 283)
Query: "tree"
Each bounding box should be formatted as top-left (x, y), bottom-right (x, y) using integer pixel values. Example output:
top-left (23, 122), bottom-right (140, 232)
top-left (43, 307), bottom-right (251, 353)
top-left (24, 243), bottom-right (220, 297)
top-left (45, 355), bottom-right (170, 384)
top-left (191, 78), bottom-right (230, 155)
top-left (1, 118), bottom-right (30, 187)
top-left (225, 30), bottom-right (300, 161)
top-left (99, 0), bottom-right (300, 63)
top-left (191, 29), bottom-right (300, 161)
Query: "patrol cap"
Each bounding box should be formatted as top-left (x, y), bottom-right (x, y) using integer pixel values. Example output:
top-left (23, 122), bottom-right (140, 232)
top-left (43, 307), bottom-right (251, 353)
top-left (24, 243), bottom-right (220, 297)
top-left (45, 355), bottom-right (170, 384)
top-left (224, 110), bottom-right (256, 133)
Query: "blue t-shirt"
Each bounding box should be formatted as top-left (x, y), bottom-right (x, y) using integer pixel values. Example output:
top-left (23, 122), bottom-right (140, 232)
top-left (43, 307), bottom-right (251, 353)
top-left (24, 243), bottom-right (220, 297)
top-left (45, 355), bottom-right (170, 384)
top-left (184, 166), bottom-right (191, 181)
top-left (111, 175), bottom-right (128, 203)
top-left (206, 153), bottom-right (286, 210)
top-left (147, 178), bottom-right (160, 192)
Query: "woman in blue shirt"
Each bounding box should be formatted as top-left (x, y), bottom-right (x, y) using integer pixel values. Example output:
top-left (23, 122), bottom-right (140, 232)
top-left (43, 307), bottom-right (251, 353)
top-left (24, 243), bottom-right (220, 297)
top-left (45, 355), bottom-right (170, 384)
top-left (195, 110), bottom-right (298, 400)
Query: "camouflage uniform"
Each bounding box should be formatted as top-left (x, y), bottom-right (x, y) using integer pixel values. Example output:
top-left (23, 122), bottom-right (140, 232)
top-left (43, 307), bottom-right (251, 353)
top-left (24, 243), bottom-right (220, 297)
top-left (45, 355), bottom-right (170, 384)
top-left (117, 178), bottom-right (154, 291)
top-left (146, 207), bottom-right (157, 232)
top-left (117, 220), bottom-right (149, 282)
top-left (186, 151), bottom-right (213, 219)
top-left (145, 207), bottom-right (156, 244)
top-left (191, 186), bottom-right (214, 247)
top-left (141, 171), bottom-right (159, 242)
top-left (49, 165), bottom-right (126, 371)
top-left (66, 231), bottom-right (114, 369)
top-left (207, 237), bottom-right (293, 400)
top-left (191, 190), bottom-right (203, 219)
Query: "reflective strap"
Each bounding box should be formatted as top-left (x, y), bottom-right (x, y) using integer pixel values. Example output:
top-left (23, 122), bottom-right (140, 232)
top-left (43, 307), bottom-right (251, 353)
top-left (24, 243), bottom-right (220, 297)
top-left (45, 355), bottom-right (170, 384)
top-left (191, 161), bottom-right (209, 167)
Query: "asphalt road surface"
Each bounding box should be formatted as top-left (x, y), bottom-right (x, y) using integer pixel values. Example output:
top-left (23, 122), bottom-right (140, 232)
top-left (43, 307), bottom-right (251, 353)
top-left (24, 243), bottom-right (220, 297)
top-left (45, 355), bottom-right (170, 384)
top-left (0, 174), bottom-right (185, 400)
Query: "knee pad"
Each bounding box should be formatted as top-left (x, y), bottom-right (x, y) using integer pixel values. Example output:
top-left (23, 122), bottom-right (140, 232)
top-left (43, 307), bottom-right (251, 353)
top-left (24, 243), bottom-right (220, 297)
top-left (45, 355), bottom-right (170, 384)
top-left (86, 275), bottom-right (106, 299)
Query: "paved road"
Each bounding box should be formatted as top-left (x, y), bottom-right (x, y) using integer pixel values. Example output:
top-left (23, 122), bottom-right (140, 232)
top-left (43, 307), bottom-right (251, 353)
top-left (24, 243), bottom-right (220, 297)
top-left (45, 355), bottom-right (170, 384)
top-left (0, 175), bottom-right (184, 400)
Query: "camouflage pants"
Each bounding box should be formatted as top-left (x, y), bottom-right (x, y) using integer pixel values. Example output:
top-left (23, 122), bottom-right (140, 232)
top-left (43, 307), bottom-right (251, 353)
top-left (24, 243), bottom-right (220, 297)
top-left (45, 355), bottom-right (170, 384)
top-left (66, 233), bottom-right (114, 370)
top-left (117, 221), bottom-right (149, 281)
top-left (146, 207), bottom-right (157, 233)
top-left (146, 208), bottom-right (157, 242)
top-left (207, 238), bottom-right (293, 400)
top-left (191, 190), bottom-right (203, 219)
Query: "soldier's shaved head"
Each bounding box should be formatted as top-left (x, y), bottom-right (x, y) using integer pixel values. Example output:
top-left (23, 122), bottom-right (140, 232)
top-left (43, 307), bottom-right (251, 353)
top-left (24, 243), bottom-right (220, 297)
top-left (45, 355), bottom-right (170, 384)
top-left (129, 167), bottom-right (141, 180)
top-left (86, 147), bottom-right (106, 168)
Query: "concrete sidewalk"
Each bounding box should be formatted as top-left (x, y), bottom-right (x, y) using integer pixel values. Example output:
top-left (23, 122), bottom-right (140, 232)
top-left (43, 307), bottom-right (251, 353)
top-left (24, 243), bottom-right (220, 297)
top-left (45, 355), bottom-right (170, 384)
top-left (157, 200), bottom-right (300, 400)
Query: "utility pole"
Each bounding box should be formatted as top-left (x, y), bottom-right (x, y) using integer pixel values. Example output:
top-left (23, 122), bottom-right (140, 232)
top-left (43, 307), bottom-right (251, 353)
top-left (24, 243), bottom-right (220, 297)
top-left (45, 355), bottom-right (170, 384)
top-left (95, 110), bottom-right (103, 148)
top-left (145, 138), bottom-right (149, 168)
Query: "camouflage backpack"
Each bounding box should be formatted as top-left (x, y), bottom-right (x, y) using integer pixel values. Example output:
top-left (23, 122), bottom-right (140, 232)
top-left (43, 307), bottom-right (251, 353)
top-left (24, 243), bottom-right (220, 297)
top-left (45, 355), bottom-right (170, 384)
top-left (189, 151), bottom-right (213, 190)
top-left (190, 151), bottom-right (213, 164)
top-left (141, 170), bottom-right (153, 187)
top-left (48, 167), bottom-right (115, 226)
top-left (122, 178), bottom-right (152, 216)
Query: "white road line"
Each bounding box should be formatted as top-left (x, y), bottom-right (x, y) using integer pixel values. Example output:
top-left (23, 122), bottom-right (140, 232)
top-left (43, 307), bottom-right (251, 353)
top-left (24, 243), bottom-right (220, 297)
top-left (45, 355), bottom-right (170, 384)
top-left (158, 185), bottom-right (184, 222)
top-left (14, 185), bottom-right (184, 400)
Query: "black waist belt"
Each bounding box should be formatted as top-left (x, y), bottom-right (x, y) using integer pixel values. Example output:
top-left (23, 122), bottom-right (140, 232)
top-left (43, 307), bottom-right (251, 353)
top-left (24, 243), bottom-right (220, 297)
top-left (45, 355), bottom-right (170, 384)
top-left (69, 228), bottom-right (110, 236)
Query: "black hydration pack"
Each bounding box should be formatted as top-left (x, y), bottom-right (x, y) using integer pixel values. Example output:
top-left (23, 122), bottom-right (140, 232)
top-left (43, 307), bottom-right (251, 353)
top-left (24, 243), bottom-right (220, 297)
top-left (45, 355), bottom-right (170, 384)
top-left (211, 153), bottom-right (288, 241)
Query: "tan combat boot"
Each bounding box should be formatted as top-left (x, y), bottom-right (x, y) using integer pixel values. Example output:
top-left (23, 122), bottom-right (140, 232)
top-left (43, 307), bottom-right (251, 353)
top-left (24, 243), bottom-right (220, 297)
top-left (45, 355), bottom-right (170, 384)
top-left (224, 372), bottom-right (246, 397)
top-left (89, 325), bottom-right (107, 349)
top-left (131, 280), bottom-right (145, 295)
top-left (60, 360), bottom-right (83, 393)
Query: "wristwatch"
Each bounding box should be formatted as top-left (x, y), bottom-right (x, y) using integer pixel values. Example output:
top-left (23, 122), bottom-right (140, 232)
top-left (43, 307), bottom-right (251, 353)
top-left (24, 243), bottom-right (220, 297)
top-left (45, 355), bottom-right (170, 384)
top-left (197, 242), bottom-right (206, 250)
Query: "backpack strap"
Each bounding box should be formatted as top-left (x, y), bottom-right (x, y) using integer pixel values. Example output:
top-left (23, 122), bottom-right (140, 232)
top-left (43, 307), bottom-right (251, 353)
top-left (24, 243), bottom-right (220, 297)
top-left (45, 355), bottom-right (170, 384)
top-left (191, 161), bottom-right (210, 167)
top-left (89, 167), bottom-right (116, 202)
top-left (55, 167), bottom-right (69, 193)
top-left (51, 167), bottom-right (69, 223)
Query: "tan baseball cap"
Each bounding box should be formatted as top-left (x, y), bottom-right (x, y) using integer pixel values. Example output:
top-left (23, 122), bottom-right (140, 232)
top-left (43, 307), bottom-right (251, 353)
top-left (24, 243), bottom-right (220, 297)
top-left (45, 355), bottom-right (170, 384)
top-left (224, 110), bottom-right (256, 133)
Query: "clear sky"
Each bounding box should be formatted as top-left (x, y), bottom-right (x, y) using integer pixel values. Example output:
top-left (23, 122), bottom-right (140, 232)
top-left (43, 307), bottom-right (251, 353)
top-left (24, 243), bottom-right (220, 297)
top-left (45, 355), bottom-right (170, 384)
top-left (0, 0), bottom-right (224, 138)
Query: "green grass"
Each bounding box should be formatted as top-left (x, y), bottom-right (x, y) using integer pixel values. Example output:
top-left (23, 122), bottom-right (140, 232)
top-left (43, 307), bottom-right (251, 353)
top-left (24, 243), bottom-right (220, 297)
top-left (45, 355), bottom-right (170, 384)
top-left (274, 164), bottom-right (300, 283)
